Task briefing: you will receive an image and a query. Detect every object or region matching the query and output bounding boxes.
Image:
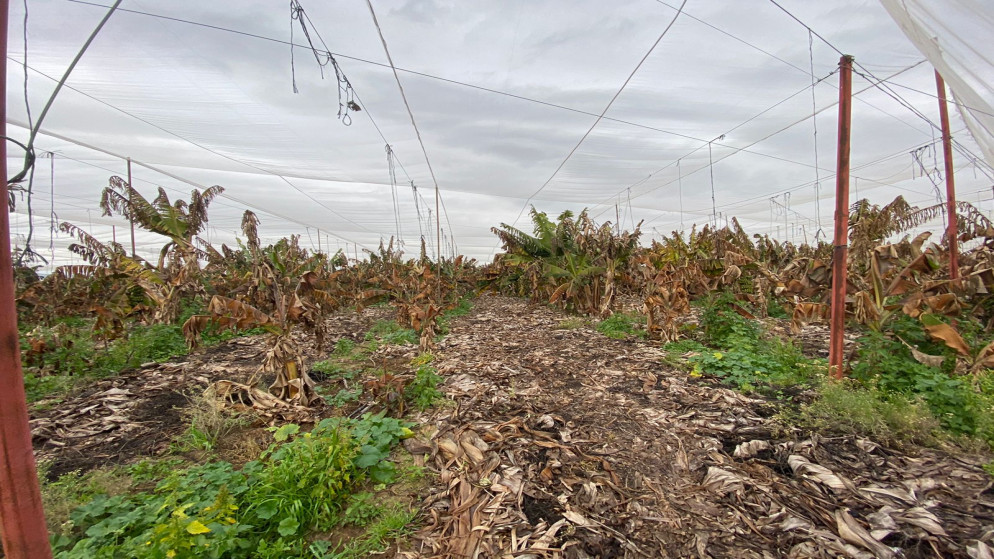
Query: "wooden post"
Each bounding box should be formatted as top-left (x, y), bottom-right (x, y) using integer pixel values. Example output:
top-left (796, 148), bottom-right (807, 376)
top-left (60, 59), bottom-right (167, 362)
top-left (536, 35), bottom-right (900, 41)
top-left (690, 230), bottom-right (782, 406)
top-left (935, 71), bottom-right (959, 280)
top-left (829, 55), bottom-right (854, 380)
top-left (127, 157), bottom-right (136, 258)
top-left (0, 0), bottom-right (55, 553)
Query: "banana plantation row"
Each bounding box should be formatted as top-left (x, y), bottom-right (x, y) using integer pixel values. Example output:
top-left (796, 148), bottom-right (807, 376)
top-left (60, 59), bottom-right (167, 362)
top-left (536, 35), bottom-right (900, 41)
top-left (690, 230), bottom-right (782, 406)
top-left (13, 176), bottom-right (994, 444)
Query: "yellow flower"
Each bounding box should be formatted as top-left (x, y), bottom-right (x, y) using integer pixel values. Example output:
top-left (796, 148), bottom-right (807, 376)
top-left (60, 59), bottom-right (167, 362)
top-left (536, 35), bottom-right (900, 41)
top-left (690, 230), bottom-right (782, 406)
top-left (713, 352), bottom-right (723, 360)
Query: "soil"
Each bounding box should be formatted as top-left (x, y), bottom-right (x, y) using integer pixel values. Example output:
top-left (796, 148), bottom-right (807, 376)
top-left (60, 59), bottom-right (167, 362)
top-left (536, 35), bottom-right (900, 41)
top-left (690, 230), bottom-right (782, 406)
top-left (28, 295), bottom-right (994, 558)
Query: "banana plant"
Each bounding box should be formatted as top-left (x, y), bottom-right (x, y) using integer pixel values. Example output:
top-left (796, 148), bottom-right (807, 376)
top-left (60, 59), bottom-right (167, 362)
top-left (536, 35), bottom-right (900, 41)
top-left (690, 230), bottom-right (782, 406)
top-left (100, 176), bottom-right (225, 323)
top-left (916, 313), bottom-right (994, 375)
top-left (183, 212), bottom-right (340, 406)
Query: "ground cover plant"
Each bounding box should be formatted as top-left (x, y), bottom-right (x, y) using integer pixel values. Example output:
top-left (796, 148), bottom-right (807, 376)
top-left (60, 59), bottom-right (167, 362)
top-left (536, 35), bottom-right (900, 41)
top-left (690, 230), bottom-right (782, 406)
top-left (49, 413), bottom-right (413, 558)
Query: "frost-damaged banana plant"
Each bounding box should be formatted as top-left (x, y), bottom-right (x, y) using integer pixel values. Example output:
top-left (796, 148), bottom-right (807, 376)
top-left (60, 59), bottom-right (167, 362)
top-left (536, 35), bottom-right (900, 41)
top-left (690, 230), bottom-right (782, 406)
top-left (183, 211), bottom-right (339, 406)
top-left (491, 208), bottom-right (641, 316)
top-left (100, 176), bottom-right (224, 323)
top-left (18, 222), bottom-right (164, 333)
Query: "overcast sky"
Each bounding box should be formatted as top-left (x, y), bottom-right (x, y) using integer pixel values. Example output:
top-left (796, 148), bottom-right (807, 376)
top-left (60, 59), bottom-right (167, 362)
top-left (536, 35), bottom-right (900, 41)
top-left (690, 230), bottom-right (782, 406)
top-left (6, 0), bottom-right (993, 265)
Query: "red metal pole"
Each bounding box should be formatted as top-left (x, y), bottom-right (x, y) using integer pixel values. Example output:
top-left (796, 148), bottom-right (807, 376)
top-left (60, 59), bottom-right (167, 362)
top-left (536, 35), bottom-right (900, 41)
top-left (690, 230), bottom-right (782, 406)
top-left (0, 0), bottom-right (55, 554)
top-left (935, 71), bottom-right (959, 280)
top-left (829, 55), bottom-right (854, 380)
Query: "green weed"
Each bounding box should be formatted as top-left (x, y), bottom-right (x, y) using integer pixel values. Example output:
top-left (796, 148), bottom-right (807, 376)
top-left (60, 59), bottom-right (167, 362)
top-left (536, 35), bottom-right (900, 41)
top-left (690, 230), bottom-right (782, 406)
top-left (853, 329), bottom-right (988, 439)
top-left (794, 381), bottom-right (941, 447)
top-left (406, 362), bottom-right (444, 411)
top-left (333, 338), bottom-right (357, 357)
top-left (596, 312), bottom-right (647, 339)
top-left (556, 317), bottom-right (587, 330)
top-left (365, 320), bottom-right (418, 346)
top-left (665, 300), bottom-right (822, 392)
top-left (309, 507), bottom-right (417, 559)
top-left (22, 322), bottom-right (190, 403)
top-left (53, 413), bottom-right (414, 558)
top-left (173, 393), bottom-right (252, 454)
top-left (340, 492), bottom-right (384, 527)
top-left (322, 387), bottom-right (362, 408)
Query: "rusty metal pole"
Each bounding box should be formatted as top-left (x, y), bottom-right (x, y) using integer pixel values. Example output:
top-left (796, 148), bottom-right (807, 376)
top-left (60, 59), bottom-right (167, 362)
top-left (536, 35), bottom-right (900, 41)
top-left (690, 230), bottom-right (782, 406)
top-left (0, 0), bottom-right (55, 554)
top-left (127, 157), bottom-right (136, 258)
top-left (935, 71), bottom-right (959, 280)
top-left (829, 55), bottom-right (854, 380)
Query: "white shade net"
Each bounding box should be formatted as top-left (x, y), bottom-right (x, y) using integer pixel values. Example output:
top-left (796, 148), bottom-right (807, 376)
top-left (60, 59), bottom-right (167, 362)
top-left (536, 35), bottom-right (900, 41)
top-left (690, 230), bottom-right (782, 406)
top-left (6, 0), bottom-right (994, 267)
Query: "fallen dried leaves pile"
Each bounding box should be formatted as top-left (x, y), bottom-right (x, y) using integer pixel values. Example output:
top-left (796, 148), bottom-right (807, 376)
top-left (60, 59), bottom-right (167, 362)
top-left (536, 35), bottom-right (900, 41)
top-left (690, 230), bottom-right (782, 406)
top-left (403, 296), bottom-right (993, 558)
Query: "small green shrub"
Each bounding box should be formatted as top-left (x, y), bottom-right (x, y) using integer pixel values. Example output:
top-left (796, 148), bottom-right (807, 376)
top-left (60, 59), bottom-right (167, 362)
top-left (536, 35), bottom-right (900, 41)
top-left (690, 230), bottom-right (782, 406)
top-left (312, 360), bottom-right (359, 382)
top-left (39, 465), bottom-right (134, 538)
top-left (687, 339), bottom-right (820, 391)
top-left (853, 330), bottom-right (984, 437)
top-left (365, 320), bottom-right (418, 346)
top-left (22, 322), bottom-right (194, 403)
top-left (699, 292), bottom-right (760, 347)
top-left (334, 338), bottom-right (357, 357)
top-left (53, 413), bottom-right (414, 558)
top-left (340, 492), bottom-right (384, 527)
top-left (766, 298), bottom-right (790, 319)
top-left (323, 387), bottom-right (362, 408)
top-left (24, 373), bottom-right (77, 404)
top-left (407, 363), bottom-right (444, 411)
top-left (596, 312), bottom-right (646, 339)
top-left (796, 381), bottom-right (941, 446)
top-left (665, 304), bottom-right (822, 392)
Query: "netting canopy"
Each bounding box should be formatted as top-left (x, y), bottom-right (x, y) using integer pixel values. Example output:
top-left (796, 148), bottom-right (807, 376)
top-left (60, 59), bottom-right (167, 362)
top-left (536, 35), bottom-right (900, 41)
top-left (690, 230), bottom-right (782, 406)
top-left (6, 0), bottom-right (994, 266)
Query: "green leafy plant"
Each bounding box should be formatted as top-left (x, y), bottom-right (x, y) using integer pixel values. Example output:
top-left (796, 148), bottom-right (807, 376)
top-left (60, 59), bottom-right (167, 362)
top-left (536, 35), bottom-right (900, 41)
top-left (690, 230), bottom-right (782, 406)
top-left (669, 294), bottom-right (821, 391)
top-left (365, 320), bottom-right (418, 346)
top-left (698, 292), bottom-right (760, 347)
top-left (795, 381), bottom-right (941, 446)
top-left (333, 338), bottom-right (357, 357)
top-left (54, 414), bottom-right (415, 558)
top-left (406, 362), bottom-right (444, 411)
top-left (596, 312), bottom-right (647, 339)
top-left (347, 412), bottom-right (415, 484)
top-left (686, 339), bottom-right (818, 391)
top-left (340, 492), bottom-right (384, 527)
top-left (853, 330), bottom-right (984, 437)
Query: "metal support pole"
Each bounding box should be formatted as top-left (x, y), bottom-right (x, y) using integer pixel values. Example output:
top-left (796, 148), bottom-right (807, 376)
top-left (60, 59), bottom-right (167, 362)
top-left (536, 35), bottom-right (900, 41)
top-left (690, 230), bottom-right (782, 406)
top-left (935, 71), bottom-right (959, 280)
top-left (435, 185), bottom-right (441, 298)
top-left (435, 187), bottom-right (441, 262)
top-left (127, 157), bottom-right (135, 258)
top-left (0, 0), bottom-right (54, 553)
top-left (829, 55), bottom-right (854, 380)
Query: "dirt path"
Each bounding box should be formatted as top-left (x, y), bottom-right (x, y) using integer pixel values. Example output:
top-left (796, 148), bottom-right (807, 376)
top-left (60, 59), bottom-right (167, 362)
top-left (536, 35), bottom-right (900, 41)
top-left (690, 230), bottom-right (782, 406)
top-left (409, 295), bottom-right (994, 558)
